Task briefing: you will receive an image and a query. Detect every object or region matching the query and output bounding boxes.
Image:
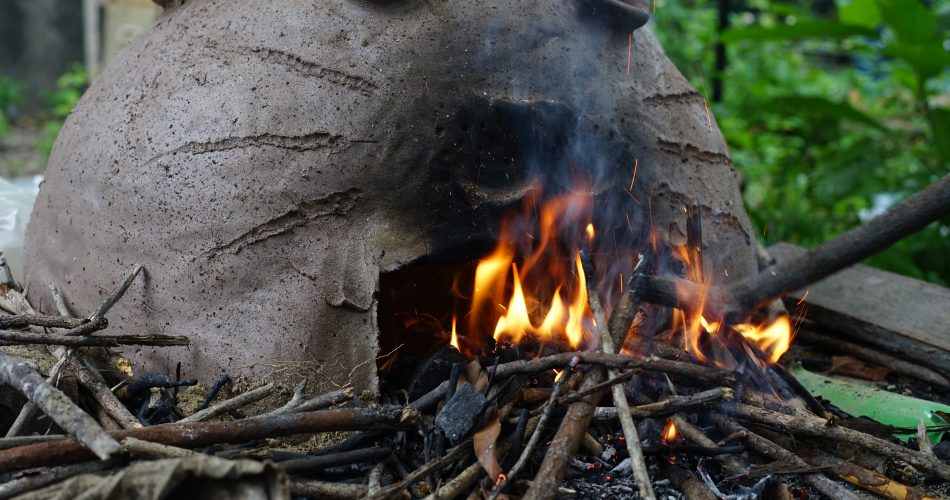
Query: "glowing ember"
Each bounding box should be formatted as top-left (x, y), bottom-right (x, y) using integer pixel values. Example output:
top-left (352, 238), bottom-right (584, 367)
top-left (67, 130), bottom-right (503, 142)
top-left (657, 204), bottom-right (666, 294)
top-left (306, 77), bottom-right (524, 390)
top-left (661, 419), bottom-right (679, 443)
top-left (553, 369), bottom-right (565, 382)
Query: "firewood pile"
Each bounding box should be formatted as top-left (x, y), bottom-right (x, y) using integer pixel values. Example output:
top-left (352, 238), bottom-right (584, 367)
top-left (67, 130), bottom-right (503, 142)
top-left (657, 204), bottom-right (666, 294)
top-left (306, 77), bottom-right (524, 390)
top-left (0, 175), bottom-right (947, 499)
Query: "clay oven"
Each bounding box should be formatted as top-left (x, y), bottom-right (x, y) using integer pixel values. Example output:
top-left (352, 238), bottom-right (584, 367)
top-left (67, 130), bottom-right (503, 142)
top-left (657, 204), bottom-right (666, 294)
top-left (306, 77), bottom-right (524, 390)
top-left (22, 0), bottom-right (756, 393)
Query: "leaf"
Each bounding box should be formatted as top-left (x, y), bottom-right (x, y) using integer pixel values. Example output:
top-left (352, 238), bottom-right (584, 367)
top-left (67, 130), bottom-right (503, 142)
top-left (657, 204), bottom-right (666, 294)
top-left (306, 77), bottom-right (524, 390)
top-left (720, 20), bottom-right (877, 44)
top-left (792, 366), bottom-right (950, 444)
top-left (876, 0), bottom-right (936, 45)
top-left (930, 108), bottom-right (950, 162)
top-left (768, 95), bottom-right (887, 131)
top-left (885, 42), bottom-right (950, 80)
top-left (839, 0), bottom-right (881, 28)
top-left (473, 412), bottom-right (502, 480)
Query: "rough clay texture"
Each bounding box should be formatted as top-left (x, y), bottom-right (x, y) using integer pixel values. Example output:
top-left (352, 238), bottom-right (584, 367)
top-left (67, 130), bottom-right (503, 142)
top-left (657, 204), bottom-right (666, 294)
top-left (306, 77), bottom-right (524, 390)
top-left (23, 0), bottom-right (756, 392)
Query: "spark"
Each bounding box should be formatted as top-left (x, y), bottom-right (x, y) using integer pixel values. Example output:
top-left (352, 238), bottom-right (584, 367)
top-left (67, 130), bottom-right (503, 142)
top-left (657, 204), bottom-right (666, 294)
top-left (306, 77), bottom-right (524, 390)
top-left (653, 0), bottom-right (657, 13)
top-left (702, 99), bottom-right (712, 130)
top-left (628, 158), bottom-right (639, 191)
top-left (796, 290), bottom-right (809, 305)
top-left (619, 273), bottom-right (624, 294)
top-left (626, 32), bottom-right (633, 75)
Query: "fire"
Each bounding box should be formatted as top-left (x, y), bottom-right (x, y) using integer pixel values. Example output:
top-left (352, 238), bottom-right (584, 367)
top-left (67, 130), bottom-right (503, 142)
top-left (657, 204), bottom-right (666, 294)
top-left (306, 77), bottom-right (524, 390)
top-left (449, 314), bottom-right (460, 350)
top-left (733, 315), bottom-right (792, 364)
top-left (466, 191), bottom-right (595, 351)
top-left (673, 240), bottom-right (793, 366)
top-left (661, 419), bottom-right (679, 443)
top-left (553, 369), bottom-right (565, 382)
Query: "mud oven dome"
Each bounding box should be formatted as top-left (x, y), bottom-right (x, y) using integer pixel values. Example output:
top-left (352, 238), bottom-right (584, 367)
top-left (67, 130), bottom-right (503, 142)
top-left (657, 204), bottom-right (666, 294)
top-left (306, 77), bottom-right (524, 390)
top-left (22, 0), bottom-right (756, 394)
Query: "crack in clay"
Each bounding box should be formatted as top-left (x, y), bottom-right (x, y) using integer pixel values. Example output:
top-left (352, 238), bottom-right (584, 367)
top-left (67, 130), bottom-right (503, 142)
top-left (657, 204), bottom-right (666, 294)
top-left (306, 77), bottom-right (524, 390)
top-left (247, 46), bottom-right (379, 95)
top-left (206, 188), bottom-right (363, 258)
top-left (143, 130), bottom-right (342, 167)
top-left (642, 91), bottom-right (700, 105)
top-left (656, 138), bottom-right (731, 165)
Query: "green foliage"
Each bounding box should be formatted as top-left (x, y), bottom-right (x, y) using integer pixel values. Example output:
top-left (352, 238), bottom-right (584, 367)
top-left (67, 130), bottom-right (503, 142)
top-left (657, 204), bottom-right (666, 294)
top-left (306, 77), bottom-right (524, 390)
top-left (37, 63), bottom-right (88, 157)
top-left (0, 76), bottom-right (22, 139)
top-left (654, 0), bottom-right (949, 285)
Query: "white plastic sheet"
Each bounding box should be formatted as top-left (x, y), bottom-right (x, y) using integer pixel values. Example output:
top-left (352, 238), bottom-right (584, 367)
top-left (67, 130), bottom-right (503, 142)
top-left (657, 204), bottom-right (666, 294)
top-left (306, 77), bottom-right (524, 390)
top-left (0, 176), bottom-right (41, 280)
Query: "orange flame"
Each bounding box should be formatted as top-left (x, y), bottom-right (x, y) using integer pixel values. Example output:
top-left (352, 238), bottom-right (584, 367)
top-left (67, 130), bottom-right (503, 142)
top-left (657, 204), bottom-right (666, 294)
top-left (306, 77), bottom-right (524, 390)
top-left (674, 240), bottom-right (792, 366)
top-left (449, 314), bottom-right (460, 350)
top-left (553, 369), bottom-right (565, 382)
top-left (468, 192), bottom-right (594, 351)
top-left (733, 315), bottom-right (793, 364)
top-left (661, 419), bottom-right (679, 443)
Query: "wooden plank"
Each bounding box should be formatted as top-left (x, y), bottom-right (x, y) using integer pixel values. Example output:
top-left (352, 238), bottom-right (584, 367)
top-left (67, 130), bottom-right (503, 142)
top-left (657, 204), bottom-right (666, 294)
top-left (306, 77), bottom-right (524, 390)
top-left (769, 242), bottom-right (950, 377)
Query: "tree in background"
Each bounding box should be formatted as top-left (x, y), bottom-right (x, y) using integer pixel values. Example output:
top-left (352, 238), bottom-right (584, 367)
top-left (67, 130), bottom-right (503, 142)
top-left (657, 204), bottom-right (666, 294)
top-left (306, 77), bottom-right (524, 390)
top-left (654, 0), bottom-right (949, 285)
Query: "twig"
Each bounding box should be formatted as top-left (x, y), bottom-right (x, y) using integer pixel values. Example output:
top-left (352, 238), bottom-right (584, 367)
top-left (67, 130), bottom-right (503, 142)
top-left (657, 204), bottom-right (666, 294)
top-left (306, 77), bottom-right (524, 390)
top-left (663, 461), bottom-right (717, 500)
top-left (709, 413), bottom-right (860, 500)
top-left (288, 387), bottom-right (354, 414)
top-left (802, 442), bottom-right (936, 500)
top-left (0, 352), bottom-right (120, 461)
top-left (640, 174), bottom-right (950, 317)
top-left (0, 314), bottom-right (90, 330)
top-left (0, 460), bottom-right (109, 499)
top-left (88, 264), bottom-right (143, 322)
top-left (0, 405), bottom-right (421, 472)
top-left (489, 357), bottom-right (578, 499)
top-left (289, 479), bottom-right (367, 499)
top-left (733, 403), bottom-right (950, 481)
top-left (120, 437), bottom-right (195, 458)
top-left (179, 383), bottom-right (277, 423)
top-left (670, 415), bottom-right (746, 477)
top-left (0, 330), bottom-right (190, 347)
top-left (280, 446), bottom-right (391, 474)
top-left (6, 353), bottom-right (70, 437)
top-left (368, 461), bottom-right (385, 495)
top-left (200, 374), bottom-right (232, 410)
top-left (581, 251), bottom-right (654, 499)
top-left (592, 387), bottom-right (731, 420)
top-left (368, 442), bottom-right (470, 500)
top-left (423, 459), bottom-right (485, 500)
top-left (492, 351), bottom-right (733, 384)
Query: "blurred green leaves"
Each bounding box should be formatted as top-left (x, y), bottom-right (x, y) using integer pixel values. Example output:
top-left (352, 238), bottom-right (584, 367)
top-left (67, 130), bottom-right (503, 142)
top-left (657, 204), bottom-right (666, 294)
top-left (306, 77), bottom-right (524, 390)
top-left (0, 76), bottom-right (21, 139)
top-left (653, 0), bottom-right (949, 285)
top-left (37, 63), bottom-right (88, 158)
top-left (720, 20), bottom-right (876, 42)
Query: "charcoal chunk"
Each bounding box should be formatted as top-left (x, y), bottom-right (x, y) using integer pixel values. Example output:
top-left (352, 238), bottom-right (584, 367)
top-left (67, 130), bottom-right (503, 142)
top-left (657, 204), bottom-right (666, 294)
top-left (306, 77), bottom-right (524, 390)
top-left (435, 382), bottom-right (485, 445)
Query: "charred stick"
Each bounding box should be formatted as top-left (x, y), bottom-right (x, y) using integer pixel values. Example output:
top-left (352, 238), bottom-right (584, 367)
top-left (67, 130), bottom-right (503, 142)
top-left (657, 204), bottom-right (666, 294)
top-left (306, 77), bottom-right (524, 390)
top-left (581, 250), bottom-right (654, 499)
top-left (709, 413), bottom-right (860, 500)
top-left (0, 330), bottom-right (189, 347)
top-left (0, 352), bottom-right (120, 461)
top-left (732, 403), bottom-right (950, 481)
top-left (0, 405), bottom-right (421, 472)
top-left (289, 479), bottom-right (367, 499)
top-left (280, 446), bottom-right (392, 474)
top-left (797, 330), bottom-right (949, 387)
top-left (489, 357), bottom-right (578, 499)
top-left (605, 251), bottom-right (652, 347)
top-left (200, 374), bottom-right (232, 410)
top-left (423, 459), bottom-right (485, 500)
top-left (368, 441), bottom-right (470, 500)
top-left (642, 444), bottom-right (743, 456)
top-left (179, 383), bottom-right (276, 423)
top-left (6, 353), bottom-right (70, 437)
top-left (0, 460), bottom-right (110, 499)
top-left (641, 174), bottom-right (950, 316)
top-left (670, 415), bottom-right (746, 477)
top-left (59, 318), bottom-right (110, 337)
top-left (266, 386), bottom-right (353, 417)
top-left (592, 387), bottom-right (731, 420)
top-left (492, 351), bottom-right (733, 384)
top-left (556, 363), bottom-right (636, 406)
top-left (88, 263), bottom-right (143, 323)
top-left (522, 365), bottom-right (606, 500)
top-left (0, 314), bottom-right (92, 330)
top-left (120, 437), bottom-right (195, 458)
top-left (802, 443), bottom-right (936, 500)
top-left (663, 461), bottom-right (717, 500)
top-left (0, 434), bottom-right (65, 450)
top-left (368, 461), bottom-right (385, 495)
